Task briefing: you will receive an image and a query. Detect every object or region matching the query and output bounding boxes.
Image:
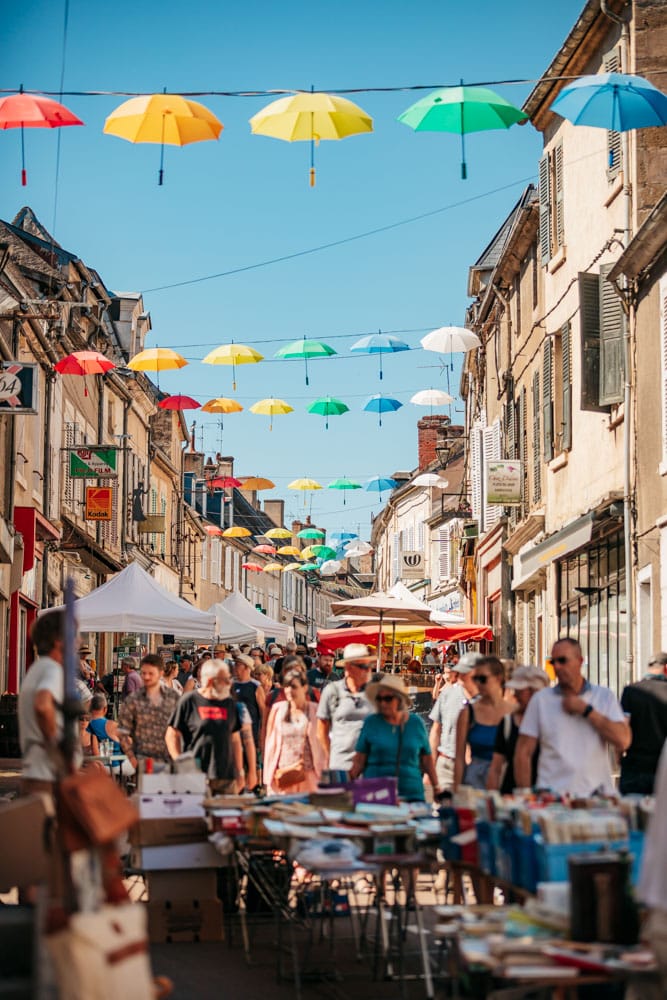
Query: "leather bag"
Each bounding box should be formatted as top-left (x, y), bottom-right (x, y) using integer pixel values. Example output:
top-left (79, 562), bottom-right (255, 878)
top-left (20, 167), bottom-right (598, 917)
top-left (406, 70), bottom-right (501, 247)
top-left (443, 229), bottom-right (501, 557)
top-left (57, 767), bottom-right (138, 851)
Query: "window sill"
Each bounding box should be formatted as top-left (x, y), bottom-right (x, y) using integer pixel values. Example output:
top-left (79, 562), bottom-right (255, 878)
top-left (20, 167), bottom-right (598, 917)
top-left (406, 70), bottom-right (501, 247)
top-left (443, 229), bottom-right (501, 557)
top-left (548, 452), bottom-right (568, 473)
top-left (604, 173), bottom-right (624, 208)
top-left (547, 246), bottom-right (567, 275)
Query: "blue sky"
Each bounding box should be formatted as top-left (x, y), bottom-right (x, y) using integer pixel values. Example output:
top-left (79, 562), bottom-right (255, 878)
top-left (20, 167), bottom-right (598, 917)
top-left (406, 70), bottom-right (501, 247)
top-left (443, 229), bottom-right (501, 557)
top-left (2, 0), bottom-right (583, 538)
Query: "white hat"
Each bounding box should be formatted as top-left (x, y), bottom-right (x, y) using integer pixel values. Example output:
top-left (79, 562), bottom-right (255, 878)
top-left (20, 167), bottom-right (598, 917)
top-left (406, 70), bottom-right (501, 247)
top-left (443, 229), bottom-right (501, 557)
top-left (364, 673), bottom-right (411, 708)
top-left (506, 665), bottom-right (550, 690)
top-left (335, 643), bottom-right (375, 666)
top-left (454, 652), bottom-right (486, 675)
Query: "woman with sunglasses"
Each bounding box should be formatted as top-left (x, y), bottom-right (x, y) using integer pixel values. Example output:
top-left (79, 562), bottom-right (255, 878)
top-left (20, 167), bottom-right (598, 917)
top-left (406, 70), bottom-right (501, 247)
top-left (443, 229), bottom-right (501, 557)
top-left (454, 656), bottom-right (510, 790)
top-left (263, 667), bottom-right (326, 795)
top-left (486, 665), bottom-right (549, 793)
top-left (350, 674), bottom-right (440, 801)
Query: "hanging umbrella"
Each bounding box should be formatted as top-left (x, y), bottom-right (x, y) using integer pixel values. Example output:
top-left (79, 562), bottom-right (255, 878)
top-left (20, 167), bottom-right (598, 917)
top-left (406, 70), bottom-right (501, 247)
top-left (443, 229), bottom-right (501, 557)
top-left (277, 545), bottom-right (303, 557)
top-left (410, 388), bottom-right (454, 412)
top-left (104, 92), bottom-right (223, 185)
top-left (263, 562), bottom-right (284, 573)
top-left (127, 348), bottom-right (187, 372)
top-left (413, 473), bottom-right (450, 488)
top-left (365, 476), bottom-right (398, 501)
top-left (222, 525), bottom-right (252, 538)
top-left (327, 477), bottom-right (362, 505)
top-left (344, 540), bottom-right (374, 557)
top-left (207, 475), bottom-right (242, 490)
top-left (362, 394), bottom-right (403, 428)
top-left (350, 332), bottom-right (410, 380)
top-left (421, 326), bottom-right (481, 354)
top-left (287, 478), bottom-right (323, 491)
top-left (250, 90), bottom-right (373, 186)
top-left (201, 398), bottom-right (243, 429)
top-left (54, 351), bottom-right (115, 397)
top-left (398, 84), bottom-right (528, 179)
top-left (0, 88), bottom-right (83, 186)
top-left (307, 396), bottom-right (349, 430)
top-left (252, 544), bottom-right (277, 555)
top-left (276, 338), bottom-right (336, 386)
top-left (283, 562), bottom-right (303, 572)
top-left (238, 477), bottom-right (275, 491)
top-left (202, 343), bottom-right (263, 391)
top-left (297, 563), bottom-right (320, 572)
top-left (300, 545), bottom-right (319, 560)
top-left (265, 527), bottom-right (293, 540)
top-left (242, 562), bottom-right (264, 573)
top-left (249, 397), bottom-right (293, 431)
top-left (310, 545), bottom-right (337, 560)
top-left (331, 532), bottom-right (358, 541)
top-left (320, 560), bottom-right (342, 576)
top-left (204, 525), bottom-right (223, 536)
top-left (158, 394), bottom-right (201, 410)
top-left (297, 527), bottom-right (326, 539)
top-left (550, 72), bottom-right (667, 132)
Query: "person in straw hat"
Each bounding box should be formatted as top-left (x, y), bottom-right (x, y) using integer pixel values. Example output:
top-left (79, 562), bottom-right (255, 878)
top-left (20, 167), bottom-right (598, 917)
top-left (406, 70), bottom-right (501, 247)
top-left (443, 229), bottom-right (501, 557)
top-left (349, 672), bottom-right (440, 801)
top-left (317, 643), bottom-right (374, 772)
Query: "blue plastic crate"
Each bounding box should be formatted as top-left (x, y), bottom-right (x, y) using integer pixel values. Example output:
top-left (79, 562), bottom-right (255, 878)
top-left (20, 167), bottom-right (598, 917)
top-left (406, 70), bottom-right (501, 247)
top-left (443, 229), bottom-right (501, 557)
top-left (535, 837), bottom-right (630, 883)
top-left (515, 832), bottom-right (540, 893)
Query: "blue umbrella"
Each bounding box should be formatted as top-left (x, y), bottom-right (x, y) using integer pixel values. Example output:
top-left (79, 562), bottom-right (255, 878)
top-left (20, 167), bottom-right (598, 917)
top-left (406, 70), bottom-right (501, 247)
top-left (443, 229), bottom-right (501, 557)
top-left (350, 332), bottom-right (410, 380)
top-left (331, 531), bottom-right (358, 541)
top-left (366, 476), bottom-right (398, 501)
top-left (363, 393), bottom-right (403, 427)
top-left (551, 73), bottom-right (667, 132)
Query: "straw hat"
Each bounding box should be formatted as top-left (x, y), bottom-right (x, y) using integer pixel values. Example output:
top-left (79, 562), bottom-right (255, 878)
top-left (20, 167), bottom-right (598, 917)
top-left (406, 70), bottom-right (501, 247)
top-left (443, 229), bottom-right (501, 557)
top-left (364, 673), bottom-right (411, 708)
top-left (335, 643), bottom-right (375, 666)
top-left (506, 664), bottom-right (550, 690)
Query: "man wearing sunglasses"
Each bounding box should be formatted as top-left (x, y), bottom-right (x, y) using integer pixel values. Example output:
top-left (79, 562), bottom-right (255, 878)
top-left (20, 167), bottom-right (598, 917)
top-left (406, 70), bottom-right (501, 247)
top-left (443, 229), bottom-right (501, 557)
top-left (514, 637), bottom-right (630, 795)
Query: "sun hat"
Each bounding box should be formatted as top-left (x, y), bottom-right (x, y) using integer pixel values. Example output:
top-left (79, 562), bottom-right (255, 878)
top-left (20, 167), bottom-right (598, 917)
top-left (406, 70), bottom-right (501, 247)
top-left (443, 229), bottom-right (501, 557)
top-left (364, 673), bottom-right (411, 708)
top-left (506, 664), bottom-right (550, 690)
top-left (454, 652), bottom-right (486, 675)
top-left (335, 643), bottom-right (375, 666)
top-left (234, 653), bottom-right (254, 670)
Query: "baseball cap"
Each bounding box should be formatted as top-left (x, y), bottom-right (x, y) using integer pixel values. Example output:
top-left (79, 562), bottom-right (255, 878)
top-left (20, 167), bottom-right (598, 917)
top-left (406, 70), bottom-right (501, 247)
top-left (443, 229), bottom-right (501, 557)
top-left (454, 652), bottom-right (485, 675)
top-left (234, 653), bottom-right (253, 669)
top-left (648, 652), bottom-right (667, 667)
top-left (506, 665), bottom-right (550, 691)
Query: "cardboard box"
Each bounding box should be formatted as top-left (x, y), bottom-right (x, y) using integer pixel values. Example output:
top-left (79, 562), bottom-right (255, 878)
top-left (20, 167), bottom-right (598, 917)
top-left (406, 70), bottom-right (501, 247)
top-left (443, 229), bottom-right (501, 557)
top-left (0, 796), bottom-right (50, 892)
top-left (138, 772), bottom-right (206, 795)
top-left (146, 868), bottom-right (219, 902)
top-left (131, 841), bottom-right (228, 871)
top-left (146, 899), bottom-right (223, 943)
top-left (136, 793), bottom-right (205, 819)
top-left (129, 816), bottom-right (208, 847)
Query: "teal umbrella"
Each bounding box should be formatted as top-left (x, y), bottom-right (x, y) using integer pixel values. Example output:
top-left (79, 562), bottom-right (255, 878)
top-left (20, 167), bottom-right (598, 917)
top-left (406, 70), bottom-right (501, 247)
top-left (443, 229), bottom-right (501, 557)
top-left (327, 477), bottom-right (362, 506)
top-left (297, 527), bottom-right (325, 539)
top-left (310, 544), bottom-right (337, 560)
top-left (297, 562), bottom-right (320, 572)
top-left (350, 332), bottom-right (410, 380)
top-left (398, 83), bottom-right (528, 179)
top-left (275, 337), bottom-right (336, 385)
top-left (307, 395), bottom-right (349, 430)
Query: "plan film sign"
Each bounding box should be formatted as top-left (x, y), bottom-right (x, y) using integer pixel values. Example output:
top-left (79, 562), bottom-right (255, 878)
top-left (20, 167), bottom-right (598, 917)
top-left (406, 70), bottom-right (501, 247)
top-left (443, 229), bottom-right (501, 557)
top-left (69, 446), bottom-right (117, 478)
top-left (401, 550), bottom-right (424, 579)
top-left (0, 362), bottom-right (38, 414)
top-left (487, 460), bottom-right (522, 506)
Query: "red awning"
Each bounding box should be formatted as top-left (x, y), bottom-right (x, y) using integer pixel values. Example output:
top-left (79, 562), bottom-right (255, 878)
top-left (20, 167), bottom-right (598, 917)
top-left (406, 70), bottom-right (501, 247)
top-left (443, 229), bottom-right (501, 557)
top-left (316, 621), bottom-right (493, 654)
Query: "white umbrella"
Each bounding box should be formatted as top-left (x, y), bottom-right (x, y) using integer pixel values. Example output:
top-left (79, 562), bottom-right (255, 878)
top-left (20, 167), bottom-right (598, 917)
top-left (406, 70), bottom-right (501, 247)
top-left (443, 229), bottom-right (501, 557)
top-left (413, 473), bottom-right (450, 488)
top-left (421, 326), bottom-right (481, 353)
top-left (344, 540), bottom-right (373, 557)
top-left (330, 591), bottom-right (435, 668)
top-left (319, 559), bottom-right (342, 576)
top-left (410, 388), bottom-right (454, 407)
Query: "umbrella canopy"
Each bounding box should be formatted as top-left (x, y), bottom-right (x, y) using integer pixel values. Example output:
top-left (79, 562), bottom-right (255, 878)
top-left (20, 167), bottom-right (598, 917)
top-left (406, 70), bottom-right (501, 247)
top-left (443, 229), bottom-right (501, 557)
top-left (238, 477), bottom-right (275, 491)
top-left (275, 337), bottom-right (336, 385)
top-left (242, 562), bottom-right (264, 572)
top-left (344, 540), bottom-right (374, 557)
top-left (421, 326), bottom-right (481, 353)
top-left (307, 396), bottom-right (349, 430)
top-left (204, 525), bottom-right (223, 536)
top-left (310, 545), bottom-right (336, 560)
top-left (327, 477), bottom-right (362, 505)
top-left (104, 93), bottom-right (223, 185)
top-left (300, 545), bottom-right (319, 560)
top-left (331, 531), bottom-right (358, 541)
top-left (413, 473), bottom-right (450, 488)
top-left (265, 527), bottom-right (293, 540)
top-left (222, 525), bottom-right (252, 538)
top-left (283, 562), bottom-right (304, 572)
top-left (158, 394), bottom-right (200, 410)
top-left (398, 84), bottom-right (528, 178)
top-left (319, 559), bottom-right (342, 576)
top-left (252, 544), bottom-right (277, 555)
top-left (365, 476), bottom-right (397, 499)
top-left (54, 350), bottom-right (114, 396)
top-left (297, 563), bottom-right (320, 572)
top-left (202, 343), bottom-right (263, 391)
top-left (201, 397), bottom-right (244, 419)
top-left (250, 91), bottom-right (373, 186)
top-left (0, 89), bottom-right (83, 186)
top-left (362, 394), bottom-right (403, 427)
top-left (277, 545), bottom-right (302, 557)
top-left (263, 562), bottom-right (284, 573)
top-left (330, 592), bottom-right (435, 668)
top-left (288, 478), bottom-right (323, 491)
top-left (207, 475), bottom-right (242, 489)
top-left (127, 348), bottom-right (187, 372)
top-left (249, 397), bottom-right (293, 431)
top-left (350, 332), bottom-right (410, 380)
top-left (317, 621), bottom-right (494, 653)
top-left (297, 527), bottom-right (326, 539)
top-left (410, 388), bottom-right (454, 408)
top-left (550, 72), bottom-right (667, 132)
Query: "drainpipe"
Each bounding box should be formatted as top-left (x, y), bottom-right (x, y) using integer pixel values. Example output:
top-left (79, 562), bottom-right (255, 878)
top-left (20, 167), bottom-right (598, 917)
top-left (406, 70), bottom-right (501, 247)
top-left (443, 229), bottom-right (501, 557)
top-left (41, 370), bottom-right (55, 607)
top-left (120, 399), bottom-right (130, 558)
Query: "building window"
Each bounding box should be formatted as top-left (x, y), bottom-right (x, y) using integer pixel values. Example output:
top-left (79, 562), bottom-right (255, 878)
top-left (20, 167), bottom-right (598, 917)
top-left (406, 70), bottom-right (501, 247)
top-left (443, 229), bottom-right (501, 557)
top-left (579, 266), bottom-right (625, 409)
top-left (604, 48), bottom-right (623, 179)
top-left (538, 142), bottom-right (564, 265)
top-left (542, 339), bottom-right (554, 463)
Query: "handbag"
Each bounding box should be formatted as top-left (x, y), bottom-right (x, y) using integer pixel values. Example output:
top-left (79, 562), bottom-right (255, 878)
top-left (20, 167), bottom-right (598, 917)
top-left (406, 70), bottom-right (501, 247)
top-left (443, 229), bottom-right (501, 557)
top-left (57, 767), bottom-right (138, 851)
top-left (274, 760), bottom-right (306, 790)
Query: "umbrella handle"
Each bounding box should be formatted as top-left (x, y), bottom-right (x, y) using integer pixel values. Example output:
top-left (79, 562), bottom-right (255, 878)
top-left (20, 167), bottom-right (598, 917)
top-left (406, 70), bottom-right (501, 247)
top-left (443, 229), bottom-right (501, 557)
top-left (21, 124), bottom-right (27, 186)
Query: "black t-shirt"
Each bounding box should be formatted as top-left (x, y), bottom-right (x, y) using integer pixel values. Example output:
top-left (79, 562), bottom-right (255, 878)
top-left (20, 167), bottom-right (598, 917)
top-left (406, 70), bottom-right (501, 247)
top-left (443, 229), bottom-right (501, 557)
top-left (621, 675), bottom-right (667, 774)
top-left (168, 692), bottom-right (241, 780)
top-left (233, 680), bottom-right (261, 742)
top-left (494, 715), bottom-right (539, 793)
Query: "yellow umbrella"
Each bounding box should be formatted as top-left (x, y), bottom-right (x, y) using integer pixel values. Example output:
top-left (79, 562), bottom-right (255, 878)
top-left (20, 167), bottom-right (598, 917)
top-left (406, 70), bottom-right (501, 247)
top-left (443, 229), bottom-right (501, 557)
top-left (277, 546), bottom-right (302, 557)
top-left (238, 477), bottom-right (275, 491)
top-left (222, 525), bottom-right (252, 538)
top-left (250, 91), bottom-right (373, 187)
top-left (300, 545), bottom-right (319, 560)
top-left (201, 397), bottom-right (243, 415)
top-left (265, 527), bottom-right (293, 540)
top-left (202, 343), bottom-right (263, 391)
top-left (283, 562), bottom-right (304, 572)
top-left (127, 347), bottom-right (187, 372)
top-left (263, 562), bottom-right (284, 573)
top-left (249, 397), bottom-right (293, 431)
top-left (104, 93), bottom-right (223, 185)
top-left (288, 478), bottom-right (322, 491)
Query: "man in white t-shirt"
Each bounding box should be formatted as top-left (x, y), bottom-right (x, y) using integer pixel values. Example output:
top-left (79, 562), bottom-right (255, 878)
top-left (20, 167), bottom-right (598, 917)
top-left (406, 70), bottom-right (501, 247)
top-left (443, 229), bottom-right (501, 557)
top-left (18, 610), bottom-right (68, 792)
top-left (515, 637), bottom-right (630, 795)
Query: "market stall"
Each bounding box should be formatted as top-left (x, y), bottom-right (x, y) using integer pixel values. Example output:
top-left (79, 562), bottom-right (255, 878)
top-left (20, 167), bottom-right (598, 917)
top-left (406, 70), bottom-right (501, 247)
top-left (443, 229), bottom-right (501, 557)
top-left (210, 591), bottom-right (291, 644)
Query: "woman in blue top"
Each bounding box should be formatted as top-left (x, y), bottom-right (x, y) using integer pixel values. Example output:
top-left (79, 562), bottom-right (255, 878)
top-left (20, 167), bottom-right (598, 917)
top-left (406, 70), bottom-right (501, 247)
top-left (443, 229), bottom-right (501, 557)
top-left (454, 656), bottom-right (509, 790)
top-left (86, 693), bottom-right (135, 775)
top-left (350, 674), bottom-right (439, 801)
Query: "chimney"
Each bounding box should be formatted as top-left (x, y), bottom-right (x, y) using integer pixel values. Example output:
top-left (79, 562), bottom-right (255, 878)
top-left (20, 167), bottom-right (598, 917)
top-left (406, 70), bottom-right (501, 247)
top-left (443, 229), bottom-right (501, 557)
top-left (417, 414), bottom-right (450, 471)
top-left (292, 519), bottom-right (303, 545)
top-left (264, 499), bottom-right (285, 528)
top-left (217, 455), bottom-right (234, 477)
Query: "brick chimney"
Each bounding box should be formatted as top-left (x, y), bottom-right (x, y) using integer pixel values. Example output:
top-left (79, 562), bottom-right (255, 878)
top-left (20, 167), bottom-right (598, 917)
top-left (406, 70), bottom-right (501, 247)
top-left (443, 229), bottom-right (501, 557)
top-left (264, 498), bottom-right (285, 528)
top-left (417, 415), bottom-right (450, 471)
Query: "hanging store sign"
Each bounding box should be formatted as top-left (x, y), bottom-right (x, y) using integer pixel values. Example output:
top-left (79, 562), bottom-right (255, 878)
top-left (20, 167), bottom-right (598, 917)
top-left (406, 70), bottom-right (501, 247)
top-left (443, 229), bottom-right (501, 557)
top-left (139, 515), bottom-right (166, 534)
top-left (85, 486), bottom-right (113, 521)
top-left (0, 362), bottom-right (38, 414)
top-left (69, 446), bottom-right (117, 478)
top-left (486, 460), bottom-right (522, 506)
top-left (401, 550), bottom-right (424, 579)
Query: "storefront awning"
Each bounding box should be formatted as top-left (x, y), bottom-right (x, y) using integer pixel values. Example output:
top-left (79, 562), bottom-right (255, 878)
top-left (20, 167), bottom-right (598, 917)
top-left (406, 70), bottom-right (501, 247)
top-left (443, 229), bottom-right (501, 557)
top-left (512, 512), bottom-right (594, 591)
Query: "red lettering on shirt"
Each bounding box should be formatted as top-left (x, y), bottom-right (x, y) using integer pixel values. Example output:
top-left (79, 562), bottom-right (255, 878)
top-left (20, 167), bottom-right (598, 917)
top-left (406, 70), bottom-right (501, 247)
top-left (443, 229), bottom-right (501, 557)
top-left (197, 706), bottom-right (228, 721)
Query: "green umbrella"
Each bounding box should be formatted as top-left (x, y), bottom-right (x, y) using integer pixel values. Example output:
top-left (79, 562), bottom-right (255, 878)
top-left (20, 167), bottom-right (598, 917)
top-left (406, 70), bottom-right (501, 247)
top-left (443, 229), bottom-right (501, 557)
top-left (297, 562), bottom-right (320, 572)
top-left (307, 395), bottom-right (349, 430)
top-left (310, 544), bottom-right (337, 560)
top-left (275, 337), bottom-right (336, 385)
top-left (297, 527), bottom-right (326, 539)
top-left (397, 83), bottom-right (528, 179)
top-left (328, 476), bottom-right (362, 506)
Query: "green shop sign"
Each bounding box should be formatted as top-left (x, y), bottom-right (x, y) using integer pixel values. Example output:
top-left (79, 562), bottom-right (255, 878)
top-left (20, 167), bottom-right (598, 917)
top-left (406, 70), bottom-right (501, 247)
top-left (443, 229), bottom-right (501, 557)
top-left (69, 446), bottom-right (118, 478)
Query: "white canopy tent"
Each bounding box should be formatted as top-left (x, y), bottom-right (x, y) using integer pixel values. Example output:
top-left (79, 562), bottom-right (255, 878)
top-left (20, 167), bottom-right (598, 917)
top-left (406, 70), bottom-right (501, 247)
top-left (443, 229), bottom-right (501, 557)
top-left (53, 561), bottom-right (216, 639)
top-left (212, 591), bottom-right (291, 644)
top-left (213, 604), bottom-right (257, 645)
top-left (388, 582), bottom-right (465, 625)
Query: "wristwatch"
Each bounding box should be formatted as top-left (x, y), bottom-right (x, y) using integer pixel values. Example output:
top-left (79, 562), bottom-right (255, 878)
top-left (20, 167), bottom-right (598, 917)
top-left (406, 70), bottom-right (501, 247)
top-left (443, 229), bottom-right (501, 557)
top-left (582, 704), bottom-right (594, 718)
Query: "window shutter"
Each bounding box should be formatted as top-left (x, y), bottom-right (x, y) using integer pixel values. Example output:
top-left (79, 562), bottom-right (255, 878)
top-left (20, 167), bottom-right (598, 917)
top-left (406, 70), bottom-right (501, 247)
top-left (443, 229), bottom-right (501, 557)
top-left (542, 339), bottom-right (554, 463)
top-left (599, 263), bottom-right (625, 405)
top-left (392, 532), bottom-right (400, 583)
top-left (561, 321), bottom-right (572, 450)
top-left (661, 276), bottom-right (667, 465)
top-left (438, 526), bottom-right (451, 579)
top-left (578, 271), bottom-right (606, 411)
top-left (538, 153), bottom-right (551, 264)
top-left (470, 423), bottom-right (483, 527)
top-left (604, 50), bottom-right (622, 177)
top-left (417, 520), bottom-right (424, 551)
top-left (483, 421), bottom-right (502, 528)
top-left (504, 396), bottom-right (515, 459)
top-left (519, 387), bottom-right (528, 511)
top-left (532, 371), bottom-right (541, 503)
top-left (201, 538), bottom-right (208, 581)
top-left (554, 143), bottom-right (564, 249)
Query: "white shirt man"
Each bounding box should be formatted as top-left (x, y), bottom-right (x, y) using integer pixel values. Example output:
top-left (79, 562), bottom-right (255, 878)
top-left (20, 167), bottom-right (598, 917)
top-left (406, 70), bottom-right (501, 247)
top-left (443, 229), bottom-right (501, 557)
top-left (515, 638), bottom-right (630, 795)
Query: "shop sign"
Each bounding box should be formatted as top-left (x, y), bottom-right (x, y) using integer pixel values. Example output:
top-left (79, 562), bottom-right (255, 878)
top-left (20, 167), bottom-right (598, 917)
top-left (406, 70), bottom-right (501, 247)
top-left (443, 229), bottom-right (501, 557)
top-left (139, 515), bottom-right (166, 534)
top-left (486, 460), bottom-right (522, 506)
top-left (69, 446), bottom-right (117, 478)
top-left (401, 550), bottom-right (424, 579)
top-left (0, 362), bottom-right (38, 414)
top-left (85, 486), bottom-right (113, 521)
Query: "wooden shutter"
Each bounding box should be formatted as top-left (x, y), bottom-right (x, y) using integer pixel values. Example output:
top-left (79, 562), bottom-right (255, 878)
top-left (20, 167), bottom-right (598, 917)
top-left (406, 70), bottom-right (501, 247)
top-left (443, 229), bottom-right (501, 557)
top-left (554, 143), bottom-right (564, 250)
top-left (519, 387), bottom-right (527, 511)
top-left (579, 271), bottom-right (607, 411)
top-left (538, 153), bottom-right (551, 264)
top-left (484, 421), bottom-right (502, 528)
top-left (661, 276), bottom-right (667, 464)
top-left (505, 396), bottom-right (515, 459)
top-left (532, 371), bottom-right (541, 503)
top-left (201, 537), bottom-right (208, 581)
top-left (438, 526), bottom-right (450, 579)
top-left (604, 50), bottom-right (622, 177)
top-left (471, 423), bottom-right (483, 526)
top-left (542, 339), bottom-right (554, 463)
top-left (599, 263), bottom-right (625, 405)
top-left (561, 321), bottom-right (572, 451)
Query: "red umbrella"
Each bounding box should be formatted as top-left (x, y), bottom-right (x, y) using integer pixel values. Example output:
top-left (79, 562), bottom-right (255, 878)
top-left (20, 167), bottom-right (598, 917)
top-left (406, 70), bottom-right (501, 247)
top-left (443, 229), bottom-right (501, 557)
top-left (204, 525), bottom-right (223, 536)
top-left (252, 544), bottom-right (277, 555)
top-left (0, 89), bottom-right (83, 186)
top-left (207, 475), bottom-right (242, 490)
top-left (158, 394), bottom-right (201, 410)
top-left (54, 351), bottom-right (115, 396)
top-left (242, 562), bottom-right (264, 572)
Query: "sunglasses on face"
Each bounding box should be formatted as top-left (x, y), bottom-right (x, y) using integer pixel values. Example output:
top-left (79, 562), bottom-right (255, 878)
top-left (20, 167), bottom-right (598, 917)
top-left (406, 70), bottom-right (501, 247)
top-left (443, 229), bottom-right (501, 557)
top-left (548, 656), bottom-right (569, 666)
top-left (472, 674), bottom-right (490, 684)
top-left (376, 694), bottom-right (397, 703)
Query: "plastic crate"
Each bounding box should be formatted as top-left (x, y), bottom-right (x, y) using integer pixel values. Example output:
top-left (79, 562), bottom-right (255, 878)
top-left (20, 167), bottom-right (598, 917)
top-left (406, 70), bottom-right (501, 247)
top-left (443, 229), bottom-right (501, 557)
top-left (495, 824), bottom-right (519, 884)
top-left (476, 820), bottom-right (497, 876)
top-left (535, 837), bottom-right (630, 883)
top-left (515, 832), bottom-right (540, 893)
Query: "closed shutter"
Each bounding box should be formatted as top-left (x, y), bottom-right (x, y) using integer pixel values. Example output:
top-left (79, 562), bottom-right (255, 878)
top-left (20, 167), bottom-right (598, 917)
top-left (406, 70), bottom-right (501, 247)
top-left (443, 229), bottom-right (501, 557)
top-left (542, 339), bottom-right (554, 463)
top-left (604, 50), bottom-right (622, 177)
top-left (201, 538), bottom-right (208, 581)
top-left (417, 520), bottom-right (424, 551)
top-left (483, 421), bottom-right (502, 528)
top-left (392, 531), bottom-right (400, 583)
top-left (438, 526), bottom-right (450, 579)
top-left (505, 394), bottom-right (516, 459)
top-left (561, 321), bottom-right (572, 450)
top-left (599, 263), bottom-right (625, 405)
top-left (538, 154), bottom-right (551, 264)
top-left (519, 387), bottom-right (527, 511)
top-left (661, 276), bottom-right (667, 464)
top-left (224, 544), bottom-right (232, 590)
top-left (470, 423), bottom-right (483, 526)
top-left (579, 272), bottom-right (606, 411)
top-left (63, 420), bottom-right (76, 510)
top-left (532, 371), bottom-right (541, 503)
top-left (554, 142), bottom-right (564, 250)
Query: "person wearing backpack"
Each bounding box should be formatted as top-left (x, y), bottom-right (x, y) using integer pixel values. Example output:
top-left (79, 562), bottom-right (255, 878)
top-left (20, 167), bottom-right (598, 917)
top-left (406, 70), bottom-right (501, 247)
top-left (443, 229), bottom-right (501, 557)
top-left (317, 644), bottom-right (374, 772)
